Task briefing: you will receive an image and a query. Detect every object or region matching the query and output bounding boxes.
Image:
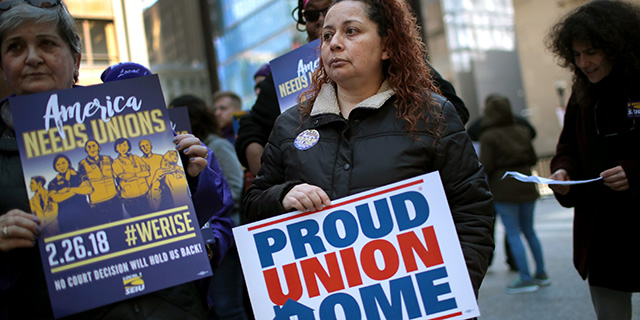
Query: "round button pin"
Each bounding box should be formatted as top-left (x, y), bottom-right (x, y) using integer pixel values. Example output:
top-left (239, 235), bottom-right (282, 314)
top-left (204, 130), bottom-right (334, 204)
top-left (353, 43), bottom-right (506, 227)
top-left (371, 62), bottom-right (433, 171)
top-left (294, 129), bottom-right (320, 150)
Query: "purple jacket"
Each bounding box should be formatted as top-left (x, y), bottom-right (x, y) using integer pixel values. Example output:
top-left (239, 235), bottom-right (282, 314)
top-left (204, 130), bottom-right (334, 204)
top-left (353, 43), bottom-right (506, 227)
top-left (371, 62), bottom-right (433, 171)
top-left (191, 145), bottom-right (235, 267)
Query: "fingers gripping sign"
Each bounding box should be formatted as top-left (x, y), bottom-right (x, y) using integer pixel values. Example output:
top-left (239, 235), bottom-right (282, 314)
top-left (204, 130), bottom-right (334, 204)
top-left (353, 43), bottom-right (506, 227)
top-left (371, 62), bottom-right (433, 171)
top-left (0, 209), bottom-right (41, 252)
top-left (282, 183), bottom-right (332, 212)
top-left (173, 134), bottom-right (210, 177)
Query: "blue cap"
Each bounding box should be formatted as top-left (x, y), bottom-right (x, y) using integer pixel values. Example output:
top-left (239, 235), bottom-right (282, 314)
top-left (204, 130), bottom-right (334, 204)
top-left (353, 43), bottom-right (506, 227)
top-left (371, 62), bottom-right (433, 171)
top-left (101, 62), bottom-right (152, 82)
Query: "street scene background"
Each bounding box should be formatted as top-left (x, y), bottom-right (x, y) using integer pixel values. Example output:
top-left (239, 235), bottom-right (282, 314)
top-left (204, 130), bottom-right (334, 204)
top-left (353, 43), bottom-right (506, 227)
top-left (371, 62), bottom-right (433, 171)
top-left (478, 196), bottom-right (640, 319)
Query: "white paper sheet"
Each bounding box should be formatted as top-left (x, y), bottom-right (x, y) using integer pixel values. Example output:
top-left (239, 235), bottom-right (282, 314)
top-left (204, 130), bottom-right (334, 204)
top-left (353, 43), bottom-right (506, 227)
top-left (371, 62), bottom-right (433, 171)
top-left (502, 171), bottom-right (602, 185)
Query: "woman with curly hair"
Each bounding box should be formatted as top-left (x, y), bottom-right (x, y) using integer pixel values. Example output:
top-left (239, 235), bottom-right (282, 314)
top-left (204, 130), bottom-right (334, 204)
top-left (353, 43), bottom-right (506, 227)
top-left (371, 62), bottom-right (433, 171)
top-left (243, 0), bottom-right (494, 297)
top-left (547, 0), bottom-right (640, 318)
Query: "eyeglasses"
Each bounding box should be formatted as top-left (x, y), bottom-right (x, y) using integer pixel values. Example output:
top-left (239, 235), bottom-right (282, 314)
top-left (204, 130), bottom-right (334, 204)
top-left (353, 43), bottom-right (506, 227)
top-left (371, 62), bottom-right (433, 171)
top-left (0, 0), bottom-right (61, 11)
top-left (303, 6), bottom-right (329, 23)
top-left (594, 100), bottom-right (638, 138)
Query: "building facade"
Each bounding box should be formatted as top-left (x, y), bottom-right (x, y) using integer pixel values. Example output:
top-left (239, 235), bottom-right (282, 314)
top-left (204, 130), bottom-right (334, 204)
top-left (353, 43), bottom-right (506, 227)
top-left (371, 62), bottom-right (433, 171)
top-left (68, 0), bottom-right (149, 86)
top-left (511, 0), bottom-right (586, 156)
top-left (213, 0), bottom-right (302, 108)
top-left (139, 0), bottom-right (604, 157)
top-left (0, 0), bottom-right (149, 99)
top-left (143, 0), bottom-right (212, 105)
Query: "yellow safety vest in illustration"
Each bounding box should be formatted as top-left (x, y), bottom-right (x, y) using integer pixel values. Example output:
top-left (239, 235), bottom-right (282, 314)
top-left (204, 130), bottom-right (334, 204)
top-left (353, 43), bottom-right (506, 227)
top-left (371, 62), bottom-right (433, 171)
top-left (113, 155), bottom-right (150, 199)
top-left (79, 156), bottom-right (118, 203)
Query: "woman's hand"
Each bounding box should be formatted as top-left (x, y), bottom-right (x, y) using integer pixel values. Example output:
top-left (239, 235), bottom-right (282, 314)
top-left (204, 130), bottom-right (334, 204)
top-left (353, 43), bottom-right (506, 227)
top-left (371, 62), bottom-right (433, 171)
top-left (174, 134), bottom-right (209, 177)
top-left (0, 209), bottom-right (40, 252)
top-left (601, 166), bottom-right (629, 191)
top-left (282, 183), bottom-right (331, 212)
top-left (549, 169), bottom-right (571, 195)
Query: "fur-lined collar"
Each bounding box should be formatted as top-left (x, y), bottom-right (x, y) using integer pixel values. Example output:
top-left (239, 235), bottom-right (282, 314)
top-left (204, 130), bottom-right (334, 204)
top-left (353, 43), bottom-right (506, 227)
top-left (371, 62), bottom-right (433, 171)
top-left (310, 80), bottom-right (395, 117)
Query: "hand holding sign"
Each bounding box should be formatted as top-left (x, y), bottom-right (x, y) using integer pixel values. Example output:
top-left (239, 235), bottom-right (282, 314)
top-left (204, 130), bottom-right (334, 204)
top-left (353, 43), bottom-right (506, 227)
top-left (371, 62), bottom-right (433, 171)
top-left (282, 183), bottom-right (332, 212)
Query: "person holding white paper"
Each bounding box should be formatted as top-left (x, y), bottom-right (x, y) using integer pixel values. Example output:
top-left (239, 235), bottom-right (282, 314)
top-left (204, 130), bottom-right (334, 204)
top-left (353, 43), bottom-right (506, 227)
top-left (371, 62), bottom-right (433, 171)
top-left (546, 1), bottom-right (640, 318)
top-left (243, 0), bottom-right (494, 297)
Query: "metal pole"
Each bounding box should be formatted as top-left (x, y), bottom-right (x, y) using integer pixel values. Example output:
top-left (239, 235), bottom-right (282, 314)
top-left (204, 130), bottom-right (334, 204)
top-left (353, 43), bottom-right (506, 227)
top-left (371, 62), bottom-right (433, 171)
top-left (198, 0), bottom-right (220, 93)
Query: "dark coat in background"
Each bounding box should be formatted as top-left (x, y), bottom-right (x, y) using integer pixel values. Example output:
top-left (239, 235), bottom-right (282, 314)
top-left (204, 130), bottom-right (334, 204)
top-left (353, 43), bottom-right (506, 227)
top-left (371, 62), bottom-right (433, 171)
top-left (479, 95), bottom-right (539, 203)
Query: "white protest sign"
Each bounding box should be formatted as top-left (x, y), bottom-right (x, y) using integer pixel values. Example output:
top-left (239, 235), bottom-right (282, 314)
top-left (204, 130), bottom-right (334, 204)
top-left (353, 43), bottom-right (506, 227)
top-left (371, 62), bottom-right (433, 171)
top-left (234, 172), bottom-right (480, 320)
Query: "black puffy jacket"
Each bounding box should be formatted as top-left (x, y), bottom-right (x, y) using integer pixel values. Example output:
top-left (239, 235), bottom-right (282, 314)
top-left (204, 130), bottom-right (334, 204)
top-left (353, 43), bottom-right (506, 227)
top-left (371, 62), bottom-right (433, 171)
top-left (243, 82), bottom-right (494, 295)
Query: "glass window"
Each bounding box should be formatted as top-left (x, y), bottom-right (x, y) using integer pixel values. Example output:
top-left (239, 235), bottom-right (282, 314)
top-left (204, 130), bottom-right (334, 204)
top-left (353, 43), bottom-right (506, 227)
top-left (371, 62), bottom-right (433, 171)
top-left (75, 19), bottom-right (118, 68)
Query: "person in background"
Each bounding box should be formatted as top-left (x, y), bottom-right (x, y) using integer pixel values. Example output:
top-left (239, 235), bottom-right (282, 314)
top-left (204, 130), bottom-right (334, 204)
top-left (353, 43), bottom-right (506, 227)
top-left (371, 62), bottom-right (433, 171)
top-left (468, 101), bottom-right (537, 273)
top-left (0, 1), bottom-right (232, 316)
top-left (243, 0), bottom-right (494, 299)
top-left (546, 1), bottom-right (640, 318)
top-left (212, 91), bottom-right (243, 145)
top-left (467, 112), bottom-right (536, 142)
top-left (235, 0), bottom-right (470, 177)
top-left (169, 95), bottom-right (247, 320)
top-left (479, 94), bottom-right (549, 294)
top-left (235, 0), bottom-right (333, 176)
top-left (253, 63), bottom-right (270, 96)
top-left (169, 95), bottom-right (244, 228)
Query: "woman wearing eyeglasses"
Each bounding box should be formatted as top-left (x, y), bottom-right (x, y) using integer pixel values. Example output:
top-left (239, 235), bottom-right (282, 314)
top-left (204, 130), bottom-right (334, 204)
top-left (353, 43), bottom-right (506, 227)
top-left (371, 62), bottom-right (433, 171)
top-left (547, 1), bottom-right (640, 318)
top-left (0, 1), bottom-right (232, 319)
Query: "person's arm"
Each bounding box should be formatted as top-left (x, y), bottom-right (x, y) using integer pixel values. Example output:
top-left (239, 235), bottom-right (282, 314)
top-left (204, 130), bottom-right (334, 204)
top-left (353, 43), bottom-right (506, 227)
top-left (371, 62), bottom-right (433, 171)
top-left (207, 138), bottom-right (244, 205)
top-left (242, 114), bottom-right (307, 223)
top-left (478, 133), bottom-right (496, 176)
top-left (549, 94), bottom-right (581, 206)
top-left (188, 145), bottom-right (234, 268)
top-left (235, 73), bottom-right (281, 170)
top-left (134, 156), bottom-right (150, 179)
top-left (245, 143), bottom-right (264, 176)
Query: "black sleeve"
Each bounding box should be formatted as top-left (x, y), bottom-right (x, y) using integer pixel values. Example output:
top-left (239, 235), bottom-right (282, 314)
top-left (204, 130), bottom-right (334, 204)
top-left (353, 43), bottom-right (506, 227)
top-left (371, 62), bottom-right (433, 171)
top-left (466, 118), bottom-right (482, 141)
top-left (234, 72), bottom-right (282, 167)
top-left (431, 67), bottom-right (470, 125)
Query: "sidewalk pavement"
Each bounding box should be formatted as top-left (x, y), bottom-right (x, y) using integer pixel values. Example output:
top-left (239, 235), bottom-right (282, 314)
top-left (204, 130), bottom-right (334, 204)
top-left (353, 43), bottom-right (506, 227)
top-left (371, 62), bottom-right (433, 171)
top-left (476, 196), bottom-right (640, 319)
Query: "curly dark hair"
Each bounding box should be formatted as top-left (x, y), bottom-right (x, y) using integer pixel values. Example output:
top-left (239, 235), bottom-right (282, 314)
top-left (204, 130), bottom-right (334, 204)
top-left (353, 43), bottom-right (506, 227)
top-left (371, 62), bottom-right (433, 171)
top-left (299, 0), bottom-right (442, 138)
top-left (546, 0), bottom-right (640, 104)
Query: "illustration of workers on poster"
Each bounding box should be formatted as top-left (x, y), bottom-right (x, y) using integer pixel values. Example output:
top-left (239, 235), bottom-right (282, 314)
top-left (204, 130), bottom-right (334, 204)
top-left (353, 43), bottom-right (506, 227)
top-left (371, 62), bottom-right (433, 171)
top-left (9, 75), bottom-right (212, 318)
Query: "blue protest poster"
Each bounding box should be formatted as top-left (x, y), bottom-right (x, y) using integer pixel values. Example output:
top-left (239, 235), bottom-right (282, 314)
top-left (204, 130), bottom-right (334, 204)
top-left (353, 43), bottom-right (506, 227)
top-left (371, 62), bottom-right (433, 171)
top-left (234, 172), bottom-right (480, 320)
top-left (270, 39), bottom-right (321, 113)
top-left (9, 75), bottom-right (212, 318)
